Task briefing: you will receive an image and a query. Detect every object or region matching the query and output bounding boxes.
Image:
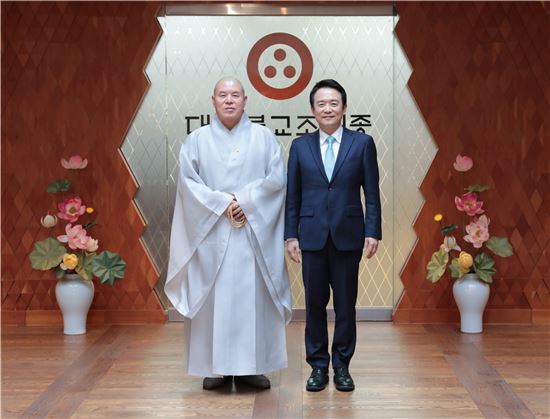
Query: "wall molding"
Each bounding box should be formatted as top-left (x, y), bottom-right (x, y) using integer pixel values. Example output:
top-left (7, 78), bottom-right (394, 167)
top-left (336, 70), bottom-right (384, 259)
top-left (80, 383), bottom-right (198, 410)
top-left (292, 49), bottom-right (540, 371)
top-left (168, 307), bottom-right (393, 322)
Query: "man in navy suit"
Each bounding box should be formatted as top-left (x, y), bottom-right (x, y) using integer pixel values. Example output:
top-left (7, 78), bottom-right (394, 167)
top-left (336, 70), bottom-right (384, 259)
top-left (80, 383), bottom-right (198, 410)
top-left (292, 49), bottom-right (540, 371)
top-left (285, 79), bottom-right (381, 392)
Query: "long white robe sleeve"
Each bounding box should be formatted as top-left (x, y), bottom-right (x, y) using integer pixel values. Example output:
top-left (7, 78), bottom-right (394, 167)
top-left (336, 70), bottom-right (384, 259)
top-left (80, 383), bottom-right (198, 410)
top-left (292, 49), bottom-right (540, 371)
top-left (165, 132), bottom-right (234, 318)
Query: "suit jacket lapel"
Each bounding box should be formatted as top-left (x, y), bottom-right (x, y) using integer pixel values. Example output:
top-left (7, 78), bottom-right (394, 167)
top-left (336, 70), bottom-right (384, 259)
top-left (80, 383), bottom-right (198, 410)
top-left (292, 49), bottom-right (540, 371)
top-left (306, 131), bottom-right (329, 182)
top-left (331, 128), bottom-right (355, 181)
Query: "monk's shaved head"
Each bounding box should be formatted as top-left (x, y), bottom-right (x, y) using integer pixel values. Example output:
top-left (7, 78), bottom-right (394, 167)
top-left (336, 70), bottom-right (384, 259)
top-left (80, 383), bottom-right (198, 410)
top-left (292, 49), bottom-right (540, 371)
top-left (213, 77), bottom-right (245, 96)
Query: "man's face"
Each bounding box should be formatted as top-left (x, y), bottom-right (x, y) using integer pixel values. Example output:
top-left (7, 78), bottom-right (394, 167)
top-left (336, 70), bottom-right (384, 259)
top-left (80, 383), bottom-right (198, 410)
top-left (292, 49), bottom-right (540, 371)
top-left (212, 80), bottom-right (247, 130)
top-left (311, 87), bottom-right (347, 134)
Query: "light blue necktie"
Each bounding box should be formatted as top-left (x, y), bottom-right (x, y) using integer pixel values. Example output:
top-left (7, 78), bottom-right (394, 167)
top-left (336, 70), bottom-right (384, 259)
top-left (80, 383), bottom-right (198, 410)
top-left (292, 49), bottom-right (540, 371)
top-left (324, 136), bottom-right (336, 180)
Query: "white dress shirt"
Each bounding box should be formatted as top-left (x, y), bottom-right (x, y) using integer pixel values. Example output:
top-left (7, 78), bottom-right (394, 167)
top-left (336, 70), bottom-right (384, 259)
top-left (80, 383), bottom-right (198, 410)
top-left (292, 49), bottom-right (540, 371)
top-left (319, 125), bottom-right (343, 163)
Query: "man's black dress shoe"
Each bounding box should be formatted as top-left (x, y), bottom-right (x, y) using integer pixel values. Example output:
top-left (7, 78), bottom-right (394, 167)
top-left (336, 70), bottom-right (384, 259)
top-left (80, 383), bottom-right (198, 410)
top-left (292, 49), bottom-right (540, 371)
top-left (203, 375), bottom-right (232, 390)
top-left (234, 374), bottom-right (271, 390)
top-left (306, 367), bottom-right (329, 392)
top-left (333, 367), bottom-right (355, 391)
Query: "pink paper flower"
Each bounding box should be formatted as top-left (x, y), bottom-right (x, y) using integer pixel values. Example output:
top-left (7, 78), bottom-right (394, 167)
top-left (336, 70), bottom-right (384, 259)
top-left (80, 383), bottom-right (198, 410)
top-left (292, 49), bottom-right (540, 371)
top-left (454, 192), bottom-right (484, 216)
top-left (57, 224), bottom-right (90, 250)
top-left (464, 215), bottom-right (490, 248)
top-left (61, 155), bottom-right (88, 169)
top-left (57, 197), bottom-right (86, 223)
top-left (453, 154), bottom-right (473, 172)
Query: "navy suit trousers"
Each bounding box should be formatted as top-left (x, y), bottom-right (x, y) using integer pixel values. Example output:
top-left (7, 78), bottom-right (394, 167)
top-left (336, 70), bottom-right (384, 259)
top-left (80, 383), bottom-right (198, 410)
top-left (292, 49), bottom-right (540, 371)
top-left (301, 235), bottom-right (362, 369)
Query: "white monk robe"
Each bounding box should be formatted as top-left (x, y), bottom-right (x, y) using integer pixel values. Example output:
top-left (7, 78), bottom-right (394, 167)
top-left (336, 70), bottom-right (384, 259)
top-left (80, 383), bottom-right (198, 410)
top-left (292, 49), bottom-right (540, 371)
top-left (165, 113), bottom-right (292, 377)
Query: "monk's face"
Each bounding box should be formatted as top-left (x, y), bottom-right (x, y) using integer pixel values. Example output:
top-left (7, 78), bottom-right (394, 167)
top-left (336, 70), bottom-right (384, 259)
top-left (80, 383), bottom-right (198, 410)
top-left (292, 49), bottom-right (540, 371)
top-left (212, 79), bottom-right (247, 130)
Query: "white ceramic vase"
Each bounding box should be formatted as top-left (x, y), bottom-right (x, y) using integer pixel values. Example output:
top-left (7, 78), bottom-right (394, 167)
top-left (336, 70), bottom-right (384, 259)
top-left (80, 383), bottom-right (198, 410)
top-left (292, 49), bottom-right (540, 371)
top-left (55, 273), bottom-right (94, 335)
top-left (452, 273), bottom-right (490, 333)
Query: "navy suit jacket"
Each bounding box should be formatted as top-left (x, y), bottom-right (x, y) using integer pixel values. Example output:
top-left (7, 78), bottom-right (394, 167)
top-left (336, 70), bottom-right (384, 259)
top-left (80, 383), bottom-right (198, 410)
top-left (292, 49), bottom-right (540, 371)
top-left (284, 128), bottom-right (382, 251)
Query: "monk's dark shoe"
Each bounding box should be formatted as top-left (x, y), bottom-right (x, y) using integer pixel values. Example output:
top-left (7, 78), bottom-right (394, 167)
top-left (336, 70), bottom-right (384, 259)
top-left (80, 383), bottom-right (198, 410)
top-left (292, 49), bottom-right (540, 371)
top-left (234, 374), bottom-right (271, 390)
top-left (203, 375), bottom-right (232, 390)
top-left (306, 367), bottom-right (329, 391)
top-left (333, 367), bottom-right (355, 391)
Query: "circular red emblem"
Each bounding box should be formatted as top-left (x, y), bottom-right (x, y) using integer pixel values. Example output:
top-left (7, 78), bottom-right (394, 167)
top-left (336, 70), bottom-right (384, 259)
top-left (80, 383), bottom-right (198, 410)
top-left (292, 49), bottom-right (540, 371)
top-left (247, 33), bottom-right (314, 100)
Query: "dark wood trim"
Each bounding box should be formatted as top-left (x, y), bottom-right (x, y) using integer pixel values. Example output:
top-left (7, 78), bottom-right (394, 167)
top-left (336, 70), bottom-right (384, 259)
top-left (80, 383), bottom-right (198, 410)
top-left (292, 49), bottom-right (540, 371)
top-left (532, 309), bottom-right (550, 324)
top-left (394, 308), bottom-right (532, 324)
top-left (1, 309), bottom-right (166, 326)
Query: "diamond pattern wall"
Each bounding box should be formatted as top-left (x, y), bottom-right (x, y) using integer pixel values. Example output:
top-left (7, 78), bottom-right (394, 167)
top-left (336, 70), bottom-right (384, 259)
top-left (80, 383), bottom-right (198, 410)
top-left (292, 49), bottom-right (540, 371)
top-left (4, 1), bottom-right (546, 325)
top-left (1, 2), bottom-right (165, 324)
top-left (394, 1), bottom-right (550, 323)
top-left (393, 21), bottom-right (438, 305)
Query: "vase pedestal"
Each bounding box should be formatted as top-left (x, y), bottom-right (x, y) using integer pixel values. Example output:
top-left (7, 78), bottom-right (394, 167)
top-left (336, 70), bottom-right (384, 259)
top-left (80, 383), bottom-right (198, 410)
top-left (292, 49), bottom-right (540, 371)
top-left (452, 273), bottom-right (490, 334)
top-left (55, 273), bottom-right (94, 335)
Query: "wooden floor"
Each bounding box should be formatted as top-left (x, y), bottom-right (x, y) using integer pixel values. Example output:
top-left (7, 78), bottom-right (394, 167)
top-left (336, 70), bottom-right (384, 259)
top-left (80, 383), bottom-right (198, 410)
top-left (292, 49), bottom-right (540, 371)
top-left (2, 322), bottom-right (549, 418)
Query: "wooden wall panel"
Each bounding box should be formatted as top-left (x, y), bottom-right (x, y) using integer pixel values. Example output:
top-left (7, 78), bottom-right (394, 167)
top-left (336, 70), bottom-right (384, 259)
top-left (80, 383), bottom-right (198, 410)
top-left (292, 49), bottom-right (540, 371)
top-left (394, 2), bottom-right (550, 323)
top-left (2, 1), bottom-right (549, 326)
top-left (1, 2), bottom-right (165, 324)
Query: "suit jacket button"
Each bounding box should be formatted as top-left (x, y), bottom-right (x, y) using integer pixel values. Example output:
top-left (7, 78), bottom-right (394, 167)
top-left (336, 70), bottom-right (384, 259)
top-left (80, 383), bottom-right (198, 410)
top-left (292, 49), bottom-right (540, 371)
top-left (328, 187), bottom-right (332, 191)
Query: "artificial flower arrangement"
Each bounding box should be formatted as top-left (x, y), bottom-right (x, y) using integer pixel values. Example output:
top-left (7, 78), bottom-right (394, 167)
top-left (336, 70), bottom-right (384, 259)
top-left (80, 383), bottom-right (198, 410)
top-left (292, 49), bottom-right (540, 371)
top-left (29, 155), bottom-right (126, 285)
top-left (426, 154), bottom-right (513, 284)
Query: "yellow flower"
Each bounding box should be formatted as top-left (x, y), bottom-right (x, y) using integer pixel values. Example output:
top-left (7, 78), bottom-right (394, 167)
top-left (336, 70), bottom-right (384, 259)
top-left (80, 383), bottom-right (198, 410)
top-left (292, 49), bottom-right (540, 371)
top-left (458, 251), bottom-right (473, 269)
top-left (61, 253), bottom-right (78, 270)
top-left (86, 207), bottom-right (94, 214)
top-left (434, 214), bottom-right (443, 222)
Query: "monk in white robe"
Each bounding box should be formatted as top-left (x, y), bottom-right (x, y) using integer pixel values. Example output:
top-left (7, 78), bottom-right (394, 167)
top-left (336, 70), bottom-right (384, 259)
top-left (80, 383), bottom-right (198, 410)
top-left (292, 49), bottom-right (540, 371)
top-left (165, 78), bottom-right (291, 390)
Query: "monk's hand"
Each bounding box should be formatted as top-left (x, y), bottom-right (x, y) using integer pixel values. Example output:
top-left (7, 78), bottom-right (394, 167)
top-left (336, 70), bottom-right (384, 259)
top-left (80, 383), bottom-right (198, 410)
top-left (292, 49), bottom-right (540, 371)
top-left (229, 199), bottom-right (246, 223)
top-left (286, 239), bottom-right (301, 263)
top-left (364, 237), bottom-right (379, 259)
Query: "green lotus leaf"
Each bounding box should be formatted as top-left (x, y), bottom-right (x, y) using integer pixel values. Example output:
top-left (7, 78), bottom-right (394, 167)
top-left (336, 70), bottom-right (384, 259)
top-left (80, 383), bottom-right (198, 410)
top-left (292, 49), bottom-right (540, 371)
top-left (426, 249), bottom-right (449, 283)
top-left (473, 252), bottom-right (496, 284)
top-left (441, 224), bottom-right (458, 235)
top-left (46, 179), bottom-right (70, 193)
top-left (76, 252), bottom-right (95, 280)
top-left (92, 251), bottom-right (127, 286)
top-left (465, 184), bottom-right (490, 193)
top-left (486, 236), bottom-right (513, 257)
top-left (29, 238), bottom-right (66, 270)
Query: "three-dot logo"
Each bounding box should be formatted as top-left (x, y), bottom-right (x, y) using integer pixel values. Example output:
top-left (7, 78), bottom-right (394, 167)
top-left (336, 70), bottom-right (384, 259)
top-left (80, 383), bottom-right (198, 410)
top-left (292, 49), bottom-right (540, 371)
top-left (247, 33), bottom-right (313, 100)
